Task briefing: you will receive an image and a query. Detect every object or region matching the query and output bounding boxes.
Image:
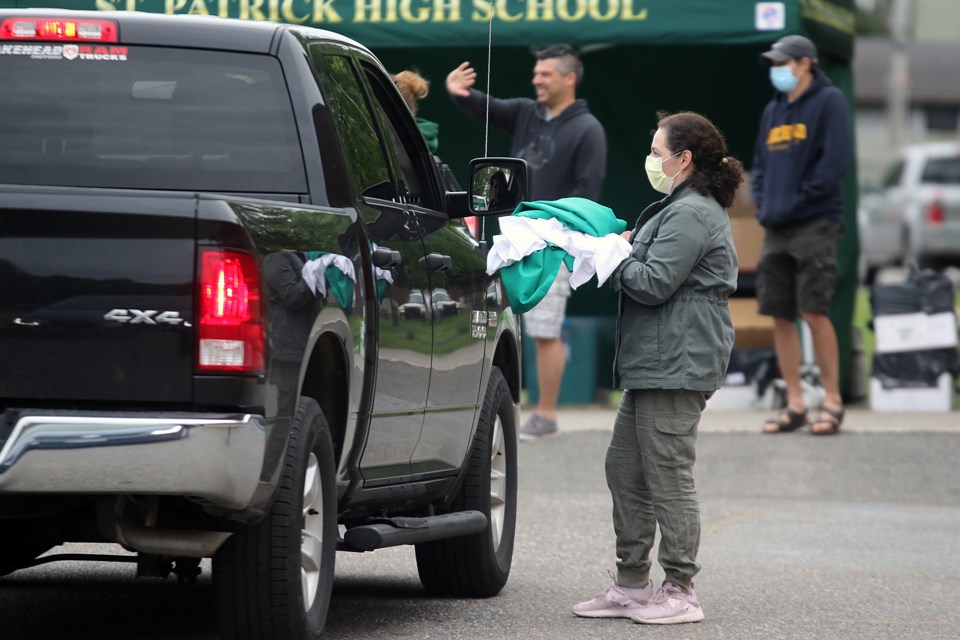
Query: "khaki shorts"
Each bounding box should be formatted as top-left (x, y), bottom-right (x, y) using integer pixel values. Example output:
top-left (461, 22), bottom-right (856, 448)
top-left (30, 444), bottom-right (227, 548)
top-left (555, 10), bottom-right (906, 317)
top-left (523, 271), bottom-right (571, 339)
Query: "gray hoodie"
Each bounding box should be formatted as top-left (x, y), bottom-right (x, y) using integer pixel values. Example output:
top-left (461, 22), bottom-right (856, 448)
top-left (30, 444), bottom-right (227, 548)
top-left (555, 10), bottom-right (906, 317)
top-left (453, 89), bottom-right (606, 201)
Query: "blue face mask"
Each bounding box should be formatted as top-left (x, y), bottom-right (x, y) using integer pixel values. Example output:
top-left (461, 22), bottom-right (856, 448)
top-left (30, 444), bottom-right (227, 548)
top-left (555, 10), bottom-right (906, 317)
top-left (770, 65), bottom-right (799, 93)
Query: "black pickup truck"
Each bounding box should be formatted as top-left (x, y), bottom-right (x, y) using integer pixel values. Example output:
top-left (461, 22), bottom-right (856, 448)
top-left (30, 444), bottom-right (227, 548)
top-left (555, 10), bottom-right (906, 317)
top-left (0, 9), bottom-right (526, 639)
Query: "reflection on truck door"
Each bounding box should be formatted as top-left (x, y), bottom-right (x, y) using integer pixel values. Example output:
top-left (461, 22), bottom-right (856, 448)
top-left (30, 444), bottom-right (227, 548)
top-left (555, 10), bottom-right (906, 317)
top-left (311, 48), bottom-right (430, 483)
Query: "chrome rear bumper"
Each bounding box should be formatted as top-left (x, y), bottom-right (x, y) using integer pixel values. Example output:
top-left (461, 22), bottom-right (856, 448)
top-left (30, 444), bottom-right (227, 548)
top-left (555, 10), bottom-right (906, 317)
top-left (0, 412), bottom-right (266, 510)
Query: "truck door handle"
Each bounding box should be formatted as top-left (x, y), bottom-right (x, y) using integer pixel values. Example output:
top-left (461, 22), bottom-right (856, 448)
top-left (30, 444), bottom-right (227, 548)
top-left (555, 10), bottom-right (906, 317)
top-left (418, 253), bottom-right (451, 272)
top-left (372, 246), bottom-right (402, 268)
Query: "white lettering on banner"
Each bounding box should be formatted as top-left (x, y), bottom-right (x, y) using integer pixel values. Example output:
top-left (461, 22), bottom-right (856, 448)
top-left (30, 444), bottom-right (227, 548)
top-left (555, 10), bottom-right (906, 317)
top-left (527, 0), bottom-right (555, 21)
top-left (94, 0), bottom-right (648, 25)
top-left (282, 0), bottom-right (312, 22)
top-left (311, 0), bottom-right (344, 21)
top-left (471, 0), bottom-right (494, 21)
top-left (556, 0), bottom-right (587, 22)
top-left (588, 0), bottom-right (617, 21)
top-left (399, 0), bottom-right (431, 23)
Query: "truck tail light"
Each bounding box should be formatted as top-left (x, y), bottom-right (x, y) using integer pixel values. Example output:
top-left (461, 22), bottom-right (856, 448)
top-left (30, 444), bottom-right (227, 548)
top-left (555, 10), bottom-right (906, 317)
top-left (0, 18), bottom-right (118, 42)
top-left (926, 199), bottom-right (945, 226)
top-left (197, 249), bottom-right (264, 374)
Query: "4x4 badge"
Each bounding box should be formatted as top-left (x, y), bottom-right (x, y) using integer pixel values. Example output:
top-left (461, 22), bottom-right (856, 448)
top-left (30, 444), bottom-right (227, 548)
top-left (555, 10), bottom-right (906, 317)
top-left (104, 309), bottom-right (186, 326)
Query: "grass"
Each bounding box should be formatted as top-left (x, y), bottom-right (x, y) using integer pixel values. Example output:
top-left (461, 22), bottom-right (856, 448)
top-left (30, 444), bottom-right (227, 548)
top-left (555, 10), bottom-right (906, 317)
top-left (853, 287), bottom-right (875, 373)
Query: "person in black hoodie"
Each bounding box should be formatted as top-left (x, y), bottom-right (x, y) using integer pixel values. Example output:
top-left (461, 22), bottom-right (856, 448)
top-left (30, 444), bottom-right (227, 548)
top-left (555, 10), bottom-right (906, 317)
top-left (446, 45), bottom-right (607, 440)
top-left (751, 35), bottom-right (853, 436)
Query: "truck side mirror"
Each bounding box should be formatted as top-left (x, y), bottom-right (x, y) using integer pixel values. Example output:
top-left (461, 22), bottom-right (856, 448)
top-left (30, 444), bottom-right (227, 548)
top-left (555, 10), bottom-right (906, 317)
top-left (466, 158), bottom-right (531, 216)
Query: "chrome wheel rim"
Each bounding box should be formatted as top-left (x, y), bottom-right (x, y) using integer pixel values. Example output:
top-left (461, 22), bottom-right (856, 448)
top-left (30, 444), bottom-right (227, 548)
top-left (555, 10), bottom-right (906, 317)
top-left (489, 414), bottom-right (507, 551)
top-left (301, 452), bottom-right (324, 610)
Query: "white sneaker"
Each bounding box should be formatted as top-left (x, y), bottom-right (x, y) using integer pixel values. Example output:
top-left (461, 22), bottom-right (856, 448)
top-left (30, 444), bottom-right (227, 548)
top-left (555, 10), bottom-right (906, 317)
top-left (572, 572), bottom-right (652, 619)
top-left (630, 581), bottom-right (704, 625)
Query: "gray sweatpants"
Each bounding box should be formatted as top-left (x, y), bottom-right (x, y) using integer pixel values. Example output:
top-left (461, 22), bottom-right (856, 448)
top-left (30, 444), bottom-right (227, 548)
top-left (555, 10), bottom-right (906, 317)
top-left (605, 389), bottom-right (708, 589)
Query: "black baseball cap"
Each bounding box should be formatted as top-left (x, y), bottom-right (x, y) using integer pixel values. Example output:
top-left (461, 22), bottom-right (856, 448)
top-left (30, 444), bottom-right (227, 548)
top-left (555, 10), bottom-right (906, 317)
top-left (760, 35), bottom-right (818, 65)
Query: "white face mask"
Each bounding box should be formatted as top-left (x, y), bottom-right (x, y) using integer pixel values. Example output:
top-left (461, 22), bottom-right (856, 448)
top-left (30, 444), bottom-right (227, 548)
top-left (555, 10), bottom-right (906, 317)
top-left (645, 151), bottom-right (683, 194)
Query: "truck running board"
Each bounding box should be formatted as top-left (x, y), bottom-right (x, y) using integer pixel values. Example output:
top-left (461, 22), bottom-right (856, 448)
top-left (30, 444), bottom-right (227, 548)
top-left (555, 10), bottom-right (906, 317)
top-left (340, 510), bottom-right (487, 552)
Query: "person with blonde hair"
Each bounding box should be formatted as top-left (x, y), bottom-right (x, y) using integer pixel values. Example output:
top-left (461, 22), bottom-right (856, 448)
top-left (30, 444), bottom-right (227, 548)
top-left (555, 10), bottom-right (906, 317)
top-left (394, 69), bottom-right (439, 153)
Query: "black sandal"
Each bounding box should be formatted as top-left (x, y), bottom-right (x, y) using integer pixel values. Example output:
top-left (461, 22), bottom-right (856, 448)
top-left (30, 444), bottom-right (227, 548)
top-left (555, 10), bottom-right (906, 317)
top-left (811, 406), bottom-right (844, 436)
top-left (762, 408), bottom-right (808, 433)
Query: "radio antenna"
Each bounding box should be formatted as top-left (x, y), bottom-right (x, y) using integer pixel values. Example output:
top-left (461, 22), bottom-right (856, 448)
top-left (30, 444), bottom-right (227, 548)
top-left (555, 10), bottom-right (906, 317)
top-left (481, 2), bottom-right (494, 241)
top-left (483, 2), bottom-right (494, 158)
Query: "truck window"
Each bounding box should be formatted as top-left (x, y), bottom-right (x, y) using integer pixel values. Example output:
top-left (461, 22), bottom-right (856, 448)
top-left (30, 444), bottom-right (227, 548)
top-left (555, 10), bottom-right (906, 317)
top-left (309, 51), bottom-right (392, 200)
top-left (920, 156), bottom-right (960, 184)
top-left (0, 47), bottom-right (306, 194)
top-left (359, 62), bottom-right (437, 210)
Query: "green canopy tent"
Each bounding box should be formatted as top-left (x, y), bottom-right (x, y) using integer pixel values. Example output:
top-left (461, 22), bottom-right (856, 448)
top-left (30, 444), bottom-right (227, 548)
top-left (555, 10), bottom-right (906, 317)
top-left (367, 0), bottom-right (860, 398)
top-left (6, 0), bottom-right (860, 397)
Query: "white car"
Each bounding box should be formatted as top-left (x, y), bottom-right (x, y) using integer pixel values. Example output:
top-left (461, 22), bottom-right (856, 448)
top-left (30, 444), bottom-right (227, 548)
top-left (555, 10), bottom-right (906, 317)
top-left (431, 288), bottom-right (461, 317)
top-left (859, 142), bottom-right (960, 281)
top-left (400, 289), bottom-right (429, 320)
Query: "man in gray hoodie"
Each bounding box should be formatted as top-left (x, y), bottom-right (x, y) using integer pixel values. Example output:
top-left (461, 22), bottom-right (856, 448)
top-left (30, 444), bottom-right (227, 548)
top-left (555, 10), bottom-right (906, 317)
top-left (446, 45), bottom-right (607, 440)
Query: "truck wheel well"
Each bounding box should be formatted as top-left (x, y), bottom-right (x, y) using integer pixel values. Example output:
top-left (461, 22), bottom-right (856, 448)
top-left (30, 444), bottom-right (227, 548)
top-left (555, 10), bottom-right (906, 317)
top-left (301, 334), bottom-right (349, 466)
top-left (492, 333), bottom-right (521, 403)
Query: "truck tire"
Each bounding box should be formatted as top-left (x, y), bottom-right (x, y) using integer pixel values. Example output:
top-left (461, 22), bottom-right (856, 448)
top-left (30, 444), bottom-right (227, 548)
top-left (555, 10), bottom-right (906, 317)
top-left (214, 397), bottom-right (337, 640)
top-left (415, 366), bottom-right (517, 597)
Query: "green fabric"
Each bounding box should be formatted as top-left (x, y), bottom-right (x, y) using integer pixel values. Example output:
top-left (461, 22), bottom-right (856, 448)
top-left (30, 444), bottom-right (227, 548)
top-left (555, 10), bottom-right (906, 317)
top-left (500, 245), bottom-right (570, 315)
top-left (304, 251), bottom-right (355, 313)
top-left (27, 1), bottom-right (848, 55)
top-left (514, 197), bottom-right (628, 237)
top-left (416, 117), bottom-right (439, 153)
top-left (499, 197), bottom-right (626, 314)
top-left (375, 276), bottom-right (389, 304)
top-left (612, 184), bottom-right (737, 391)
top-left (324, 266), bottom-right (355, 313)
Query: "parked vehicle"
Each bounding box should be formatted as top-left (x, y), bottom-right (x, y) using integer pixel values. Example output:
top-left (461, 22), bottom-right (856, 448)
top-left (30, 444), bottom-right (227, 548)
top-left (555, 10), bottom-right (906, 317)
top-left (400, 289), bottom-right (429, 320)
top-left (859, 142), bottom-right (960, 281)
top-left (0, 9), bottom-right (527, 640)
top-left (431, 288), bottom-right (461, 317)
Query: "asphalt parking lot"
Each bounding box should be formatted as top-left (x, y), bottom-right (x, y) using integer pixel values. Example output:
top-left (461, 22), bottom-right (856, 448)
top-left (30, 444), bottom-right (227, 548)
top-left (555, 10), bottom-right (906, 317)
top-left (2, 406), bottom-right (958, 640)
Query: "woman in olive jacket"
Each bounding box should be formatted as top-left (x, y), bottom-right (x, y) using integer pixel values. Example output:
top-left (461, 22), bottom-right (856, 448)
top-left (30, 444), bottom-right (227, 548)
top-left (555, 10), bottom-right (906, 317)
top-left (573, 112), bottom-right (741, 625)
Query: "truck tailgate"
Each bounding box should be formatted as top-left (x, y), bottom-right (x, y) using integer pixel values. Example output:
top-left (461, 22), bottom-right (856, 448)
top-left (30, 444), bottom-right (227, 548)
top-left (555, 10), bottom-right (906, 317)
top-left (0, 189), bottom-right (196, 403)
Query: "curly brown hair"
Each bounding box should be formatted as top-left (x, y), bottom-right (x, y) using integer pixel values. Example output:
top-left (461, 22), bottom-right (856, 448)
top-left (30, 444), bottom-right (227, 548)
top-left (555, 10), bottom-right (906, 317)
top-left (394, 70), bottom-right (429, 114)
top-left (656, 111), bottom-right (744, 209)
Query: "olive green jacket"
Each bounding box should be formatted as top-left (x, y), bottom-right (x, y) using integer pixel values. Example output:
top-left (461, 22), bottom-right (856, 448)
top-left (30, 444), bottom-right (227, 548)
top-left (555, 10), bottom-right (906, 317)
top-left (612, 182), bottom-right (738, 391)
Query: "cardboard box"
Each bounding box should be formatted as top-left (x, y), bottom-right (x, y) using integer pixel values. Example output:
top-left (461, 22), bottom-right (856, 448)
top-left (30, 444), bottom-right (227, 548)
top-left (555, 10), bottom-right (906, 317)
top-left (869, 373), bottom-right (955, 412)
top-left (873, 312), bottom-right (959, 353)
top-left (728, 172), bottom-right (758, 219)
top-left (726, 172), bottom-right (765, 275)
top-left (729, 298), bottom-right (774, 349)
top-left (730, 217), bottom-right (765, 273)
